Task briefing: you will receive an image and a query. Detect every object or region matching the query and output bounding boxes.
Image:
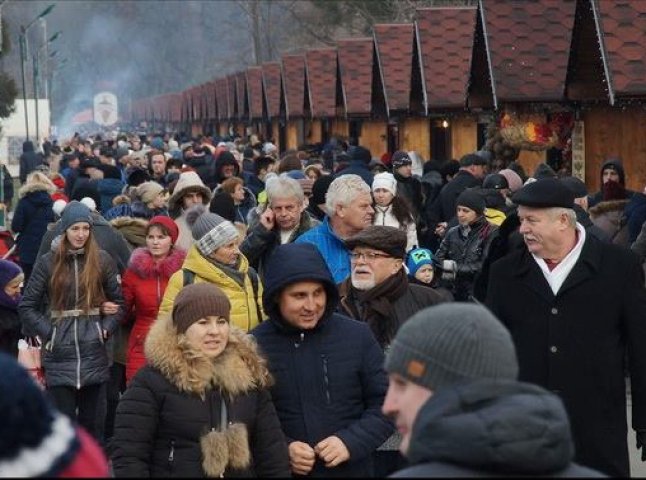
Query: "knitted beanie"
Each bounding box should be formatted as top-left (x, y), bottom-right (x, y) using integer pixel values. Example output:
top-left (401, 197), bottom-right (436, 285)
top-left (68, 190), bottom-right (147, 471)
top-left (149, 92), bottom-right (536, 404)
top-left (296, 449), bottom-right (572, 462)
top-left (209, 192), bottom-right (236, 223)
top-left (406, 248), bottom-right (434, 278)
top-left (137, 181), bottom-right (164, 204)
top-left (372, 172), bottom-right (397, 196)
top-left (456, 189), bottom-right (485, 215)
top-left (0, 260), bottom-right (23, 290)
top-left (186, 204), bottom-right (239, 257)
top-left (149, 216), bottom-right (179, 245)
top-left (385, 303), bottom-right (518, 391)
top-left (60, 200), bottom-right (93, 231)
top-left (172, 283), bottom-right (231, 333)
top-left (0, 352), bottom-right (109, 476)
top-left (311, 175), bottom-right (335, 206)
top-left (499, 168), bottom-right (523, 193)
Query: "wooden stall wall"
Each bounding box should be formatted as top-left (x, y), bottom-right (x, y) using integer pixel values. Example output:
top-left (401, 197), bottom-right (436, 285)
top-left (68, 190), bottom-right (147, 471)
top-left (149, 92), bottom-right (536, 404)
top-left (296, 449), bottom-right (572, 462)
top-left (218, 123), bottom-right (229, 138)
top-left (450, 115), bottom-right (477, 160)
top-left (271, 119), bottom-right (281, 151)
top-left (307, 119), bottom-right (323, 144)
top-left (191, 123), bottom-right (202, 137)
top-left (330, 119), bottom-right (349, 138)
top-left (400, 117), bottom-right (430, 159)
top-left (359, 120), bottom-right (387, 158)
top-left (286, 120), bottom-right (301, 150)
top-left (583, 106), bottom-right (646, 192)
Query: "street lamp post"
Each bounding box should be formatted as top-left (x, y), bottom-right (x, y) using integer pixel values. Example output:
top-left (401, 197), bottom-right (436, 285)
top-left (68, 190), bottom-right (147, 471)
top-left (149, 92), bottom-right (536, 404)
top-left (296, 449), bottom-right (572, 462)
top-left (18, 3), bottom-right (55, 142)
top-left (34, 31), bottom-right (61, 145)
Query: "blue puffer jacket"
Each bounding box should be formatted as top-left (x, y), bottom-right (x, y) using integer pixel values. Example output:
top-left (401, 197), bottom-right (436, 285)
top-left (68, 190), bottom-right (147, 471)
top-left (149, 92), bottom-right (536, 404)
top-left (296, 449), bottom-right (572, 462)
top-left (294, 217), bottom-right (351, 284)
top-left (11, 187), bottom-right (54, 266)
top-left (97, 178), bottom-right (125, 214)
top-left (251, 243), bottom-right (394, 477)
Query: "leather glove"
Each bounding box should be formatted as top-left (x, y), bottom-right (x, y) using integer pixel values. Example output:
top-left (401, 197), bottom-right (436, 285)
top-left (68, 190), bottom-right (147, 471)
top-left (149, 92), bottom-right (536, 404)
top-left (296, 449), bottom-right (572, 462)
top-left (637, 430), bottom-right (646, 461)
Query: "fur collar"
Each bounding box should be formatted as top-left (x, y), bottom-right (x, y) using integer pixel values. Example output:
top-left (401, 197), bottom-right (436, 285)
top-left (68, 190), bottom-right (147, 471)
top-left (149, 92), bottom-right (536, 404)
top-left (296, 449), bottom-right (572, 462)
top-left (145, 313), bottom-right (271, 398)
top-left (128, 247), bottom-right (186, 279)
top-left (589, 199), bottom-right (629, 218)
top-left (18, 181), bottom-right (55, 199)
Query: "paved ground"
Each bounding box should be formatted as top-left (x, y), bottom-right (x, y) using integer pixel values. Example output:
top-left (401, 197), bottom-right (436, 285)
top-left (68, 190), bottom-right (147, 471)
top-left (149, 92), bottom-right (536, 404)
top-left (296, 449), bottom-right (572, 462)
top-left (628, 390), bottom-right (646, 477)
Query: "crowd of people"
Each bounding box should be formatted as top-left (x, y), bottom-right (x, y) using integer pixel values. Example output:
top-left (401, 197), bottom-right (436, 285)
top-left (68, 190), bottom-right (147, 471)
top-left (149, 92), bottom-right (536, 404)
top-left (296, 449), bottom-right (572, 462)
top-left (0, 130), bottom-right (645, 477)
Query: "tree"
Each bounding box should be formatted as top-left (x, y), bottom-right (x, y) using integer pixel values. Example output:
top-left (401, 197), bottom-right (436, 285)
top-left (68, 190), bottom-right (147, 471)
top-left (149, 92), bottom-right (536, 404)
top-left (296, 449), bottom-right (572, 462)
top-left (0, 16), bottom-right (17, 136)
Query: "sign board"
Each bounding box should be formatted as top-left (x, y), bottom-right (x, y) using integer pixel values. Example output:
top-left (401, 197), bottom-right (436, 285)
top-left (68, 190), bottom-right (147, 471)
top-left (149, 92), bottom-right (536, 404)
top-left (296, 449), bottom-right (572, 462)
top-left (571, 120), bottom-right (585, 181)
top-left (94, 92), bottom-right (118, 126)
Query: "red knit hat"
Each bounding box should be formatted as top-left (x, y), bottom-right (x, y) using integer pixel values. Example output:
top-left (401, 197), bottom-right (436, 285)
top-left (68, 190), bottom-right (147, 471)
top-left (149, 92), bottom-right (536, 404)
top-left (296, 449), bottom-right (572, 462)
top-left (148, 216), bottom-right (179, 245)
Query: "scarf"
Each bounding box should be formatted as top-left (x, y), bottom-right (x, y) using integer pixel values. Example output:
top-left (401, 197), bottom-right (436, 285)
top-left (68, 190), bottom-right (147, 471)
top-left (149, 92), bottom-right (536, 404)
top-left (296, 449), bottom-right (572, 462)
top-left (342, 268), bottom-right (409, 348)
top-left (0, 290), bottom-right (21, 310)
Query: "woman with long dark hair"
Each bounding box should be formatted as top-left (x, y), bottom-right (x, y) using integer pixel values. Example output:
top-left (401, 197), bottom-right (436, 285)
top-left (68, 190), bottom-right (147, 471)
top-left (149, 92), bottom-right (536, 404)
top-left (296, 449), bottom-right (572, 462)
top-left (372, 172), bottom-right (418, 251)
top-left (19, 201), bottom-right (123, 441)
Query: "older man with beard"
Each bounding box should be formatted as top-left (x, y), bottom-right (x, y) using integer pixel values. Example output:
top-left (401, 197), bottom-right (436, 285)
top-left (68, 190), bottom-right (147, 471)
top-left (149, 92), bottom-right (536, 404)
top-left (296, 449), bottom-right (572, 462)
top-left (296, 174), bottom-right (374, 283)
top-left (338, 225), bottom-right (446, 476)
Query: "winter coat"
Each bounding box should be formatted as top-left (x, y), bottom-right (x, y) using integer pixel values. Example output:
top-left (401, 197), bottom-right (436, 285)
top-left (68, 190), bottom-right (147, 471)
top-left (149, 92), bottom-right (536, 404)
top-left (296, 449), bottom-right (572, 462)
top-left (294, 217), bottom-right (351, 284)
top-left (394, 173), bottom-right (423, 218)
top-left (373, 204), bottom-right (418, 251)
top-left (19, 247), bottom-right (123, 389)
top-left (109, 217), bottom-right (149, 250)
top-left (212, 185), bottom-right (257, 225)
top-left (240, 210), bottom-right (319, 280)
top-left (485, 234), bottom-right (646, 477)
top-left (251, 243), bottom-right (394, 477)
top-left (37, 213), bottom-right (132, 273)
top-left (0, 303), bottom-right (21, 357)
top-left (96, 178), bottom-right (125, 214)
top-left (435, 216), bottom-right (498, 301)
top-left (435, 170), bottom-right (481, 223)
top-left (0, 165), bottom-right (14, 205)
top-left (70, 176), bottom-right (101, 207)
top-left (187, 153), bottom-right (216, 188)
top-left (588, 158), bottom-right (636, 208)
top-left (625, 192), bottom-right (646, 243)
top-left (589, 199), bottom-right (629, 248)
top-left (11, 187), bottom-right (54, 266)
top-left (335, 160), bottom-right (374, 187)
top-left (159, 245), bottom-right (264, 332)
top-left (121, 247), bottom-right (186, 382)
top-left (573, 204), bottom-right (610, 243)
top-left (392, 379), bottom-right (604, 478)
top-left (19, 141), bottom-right (43, 184)
top-left (111, 320), bottom-right (290, 477)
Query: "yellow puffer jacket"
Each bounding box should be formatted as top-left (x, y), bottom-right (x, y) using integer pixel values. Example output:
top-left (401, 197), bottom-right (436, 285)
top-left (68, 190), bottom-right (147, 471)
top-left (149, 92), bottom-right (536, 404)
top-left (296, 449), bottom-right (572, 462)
top-left (485, 208), bottom-right (506, 227)
top-left (159, 245), bottom-right (265, 332)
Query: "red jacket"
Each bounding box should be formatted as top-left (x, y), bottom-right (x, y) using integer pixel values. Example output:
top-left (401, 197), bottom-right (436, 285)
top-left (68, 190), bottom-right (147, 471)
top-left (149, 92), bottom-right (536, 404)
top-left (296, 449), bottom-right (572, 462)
top-left (121, 247), bottom-right (185, 382)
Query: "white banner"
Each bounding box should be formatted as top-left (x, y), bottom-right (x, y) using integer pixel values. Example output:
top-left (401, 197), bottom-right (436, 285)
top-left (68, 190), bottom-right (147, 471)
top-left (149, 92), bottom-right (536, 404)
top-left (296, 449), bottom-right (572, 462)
top-left (94, 92), bottom-right (118, 126)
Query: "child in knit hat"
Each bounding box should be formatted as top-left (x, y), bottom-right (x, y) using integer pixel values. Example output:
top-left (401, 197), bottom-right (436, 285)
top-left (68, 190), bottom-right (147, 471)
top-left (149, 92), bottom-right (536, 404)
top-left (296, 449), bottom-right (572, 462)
top-left (406, 247), bottom-right (435, 285)
top-left (0, 260), bottom-right (24, 357)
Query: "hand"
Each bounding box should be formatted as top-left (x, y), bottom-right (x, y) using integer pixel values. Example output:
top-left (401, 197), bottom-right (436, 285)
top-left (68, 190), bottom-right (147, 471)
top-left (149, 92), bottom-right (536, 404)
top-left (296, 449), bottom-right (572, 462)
top-left (102, 329), bottom-right (109, 341)
top-left (314, 435), bottom-right (350, 468)
top-left (101, 301), bottom-right (119, 315)
top-left (288, 441), bottom-right (316, 475)
top-left (442, 260), bottom-right (457, 272)
top-left (637, 431), bottom-right (646, 461)
top-left (434, 222), bottom-right (448, 237)
top-left (259, 207), bottom-right (275, 231)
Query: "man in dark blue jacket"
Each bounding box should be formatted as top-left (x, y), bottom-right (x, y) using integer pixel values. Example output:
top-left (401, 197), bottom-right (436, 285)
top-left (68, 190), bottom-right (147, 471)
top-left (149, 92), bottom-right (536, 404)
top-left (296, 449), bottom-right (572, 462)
top-left (335, 145), bottom-right (374, 186)
top-left (251, 243), bottom-right (394, 477)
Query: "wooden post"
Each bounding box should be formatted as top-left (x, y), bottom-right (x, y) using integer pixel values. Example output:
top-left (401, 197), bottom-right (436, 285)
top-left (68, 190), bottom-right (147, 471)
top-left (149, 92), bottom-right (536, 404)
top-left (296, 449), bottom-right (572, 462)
top-left (450, 116), bottom-right (478, 160)
top-left (400, 117), bottom-right (430, 159)
top-left (359, 120), bottom-right (387, 158)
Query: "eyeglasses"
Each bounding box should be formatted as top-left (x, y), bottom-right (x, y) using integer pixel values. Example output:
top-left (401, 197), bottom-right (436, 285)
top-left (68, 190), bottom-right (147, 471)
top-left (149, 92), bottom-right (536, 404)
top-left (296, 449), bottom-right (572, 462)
top-left (349, 252), bottom-right (392, 262)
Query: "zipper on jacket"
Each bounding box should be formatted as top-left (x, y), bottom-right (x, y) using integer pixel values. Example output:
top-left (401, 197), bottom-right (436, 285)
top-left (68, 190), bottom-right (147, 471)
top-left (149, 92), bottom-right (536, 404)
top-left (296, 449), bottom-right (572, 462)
top-left (95, 321), bottom-right (104, 345)
top-left (294, 332), bottom-right (304, 349)
top-left (156, 274), bottom-right (161, 306)
top-left (168, 439), bottom-right (175, 468)
top-left (321, 354), bottom-right (331, 405)
top-left (74, 318), bottom-right (81, 390)
top-left (48, 325), bottom-right (57, 352)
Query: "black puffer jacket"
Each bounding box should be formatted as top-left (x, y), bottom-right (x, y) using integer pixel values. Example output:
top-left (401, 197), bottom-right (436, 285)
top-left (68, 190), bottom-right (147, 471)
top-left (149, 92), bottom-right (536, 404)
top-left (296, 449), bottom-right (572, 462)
top-left (435, 216), bottom-right (498, 301)
top-left (18, 247), bottom-right (123, 388)
top-left (391, 379), bottom-right (604, 477)
top-left (111, 321), bottom-right (290, 478)
top-left (19, 140), bottom-right (43, 184)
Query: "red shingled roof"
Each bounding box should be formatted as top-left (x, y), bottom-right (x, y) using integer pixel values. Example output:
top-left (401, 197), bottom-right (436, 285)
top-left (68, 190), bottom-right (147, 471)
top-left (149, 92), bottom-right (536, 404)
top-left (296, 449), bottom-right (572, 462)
top-left (215, 78), bottom-right (228, 121)
top-left (374, 23), bottom-right (415, 113)
top-left (305, 48), bottom-right (338, 118)
top-left (282, 54), bottom-right (306, 118)
top-left (481, 0), bottom-right (576, 104)
top-left (262, 62), bottom-right (282, 118)
top-left (337, 38), bottom-right (374, 116)
top-left (416, 7), bottom-right (476, 110)
top-left (246, 67), bottom-right (264, 119)
top-left (596, 0), bottom-right (646, 100)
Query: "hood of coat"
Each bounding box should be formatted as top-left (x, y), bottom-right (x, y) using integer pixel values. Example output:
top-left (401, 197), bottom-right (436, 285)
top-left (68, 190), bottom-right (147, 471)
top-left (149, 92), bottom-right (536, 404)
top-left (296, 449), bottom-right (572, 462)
top-left (261, 243), bottom-right (339, 332)
top-left (18, 181), bottom-right (56, 199)
top-left (600, 158), bottom-right (625, 186)
top-left (406, 379), bottom-right (574, 475)
top-left (144, 313), bottom-right (271, 398)
top-left (182, 244), bottom-right (250, 284)
top-left (109, 216), bottom-right (149, 248)
top-left (168, 171), bottom-right (212, 217)
top-left (127, 246), bottom-right (186, 279)
top-left (588, 199), bottom-right (629, 219)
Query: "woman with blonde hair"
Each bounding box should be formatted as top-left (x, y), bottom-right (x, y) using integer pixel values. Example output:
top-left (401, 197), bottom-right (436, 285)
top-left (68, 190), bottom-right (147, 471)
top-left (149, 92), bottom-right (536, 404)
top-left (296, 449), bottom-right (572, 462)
top-left (11, 171), bottom-right (56, 282)
top-left (19, 201), bottom-right (123, 441)
top-left (112, 283), bottom-right (290, 477)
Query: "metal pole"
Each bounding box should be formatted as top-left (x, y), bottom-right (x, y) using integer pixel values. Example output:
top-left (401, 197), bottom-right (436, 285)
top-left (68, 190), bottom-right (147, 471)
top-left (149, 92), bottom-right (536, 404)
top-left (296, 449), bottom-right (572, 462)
top-left (19, 29), bottom-right (29, 141)
top-left (33, 53), bottom-right (40, 146)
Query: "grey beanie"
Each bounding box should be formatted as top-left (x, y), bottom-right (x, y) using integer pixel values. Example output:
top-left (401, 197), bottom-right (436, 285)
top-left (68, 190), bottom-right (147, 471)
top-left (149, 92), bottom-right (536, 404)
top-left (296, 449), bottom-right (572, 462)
top-left (385, 303), bottom-right (518, 391)
top-left (185, 204), bottom-right (239, 257)
top-left (60, 201), bottom-right (93, 231)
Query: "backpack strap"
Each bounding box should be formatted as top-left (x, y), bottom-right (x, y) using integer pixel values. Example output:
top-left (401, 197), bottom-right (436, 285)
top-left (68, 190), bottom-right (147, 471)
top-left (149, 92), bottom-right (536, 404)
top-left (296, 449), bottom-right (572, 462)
top-left (248, 267), bottom-right (263, 322)
top-left (182, 268), bottom-right (195, 287)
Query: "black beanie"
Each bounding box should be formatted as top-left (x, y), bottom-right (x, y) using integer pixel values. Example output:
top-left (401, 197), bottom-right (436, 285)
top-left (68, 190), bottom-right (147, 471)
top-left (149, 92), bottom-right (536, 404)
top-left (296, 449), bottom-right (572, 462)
top-left (311, 175), bottom-right (335, 206)
top-left (456, 189), bottom-right (485, 215)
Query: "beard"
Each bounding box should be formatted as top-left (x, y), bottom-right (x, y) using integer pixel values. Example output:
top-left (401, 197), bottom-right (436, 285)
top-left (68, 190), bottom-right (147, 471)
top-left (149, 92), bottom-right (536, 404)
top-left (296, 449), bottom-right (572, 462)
top-left (351, 271), bottom-right (376, 291)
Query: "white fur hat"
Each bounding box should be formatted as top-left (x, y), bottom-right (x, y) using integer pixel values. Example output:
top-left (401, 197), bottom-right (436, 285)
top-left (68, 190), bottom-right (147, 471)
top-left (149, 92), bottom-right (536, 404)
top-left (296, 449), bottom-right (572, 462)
top-left (372, 172), bottom-right (397, 196)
